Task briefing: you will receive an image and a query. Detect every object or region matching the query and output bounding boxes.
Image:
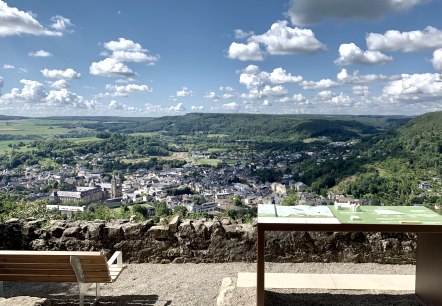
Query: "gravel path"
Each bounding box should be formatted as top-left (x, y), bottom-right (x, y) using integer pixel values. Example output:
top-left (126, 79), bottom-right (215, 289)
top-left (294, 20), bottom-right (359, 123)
top-left (2, 262), bottom-right (425, 306)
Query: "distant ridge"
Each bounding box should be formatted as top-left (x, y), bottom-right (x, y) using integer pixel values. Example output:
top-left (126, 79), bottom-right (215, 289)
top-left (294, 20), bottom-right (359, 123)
top-left (41, 116), bottom-right (154, 122)
top-left (0, 115), bottom-right (28, 120)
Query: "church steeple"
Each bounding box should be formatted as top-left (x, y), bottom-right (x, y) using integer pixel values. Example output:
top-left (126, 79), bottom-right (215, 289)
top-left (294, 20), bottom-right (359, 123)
top-left (110, 175), bottom-right (122, 198)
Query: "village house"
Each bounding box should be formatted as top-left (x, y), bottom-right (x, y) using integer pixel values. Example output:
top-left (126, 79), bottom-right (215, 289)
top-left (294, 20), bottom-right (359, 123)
top-left (50, 186), bottom-right (103, 204)
top-left (419, 182), bottom-right (432, 190)
top-left (270, 182), bottom-right (287, 195)
top-left (293, 181), bottom-right (308, 192)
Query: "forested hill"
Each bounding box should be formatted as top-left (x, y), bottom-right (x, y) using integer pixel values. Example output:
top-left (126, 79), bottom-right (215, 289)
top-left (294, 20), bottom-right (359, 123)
top-left (367, 111), bottom-right (442, 170)
top-left (123, 113), bottom-right (411, 141)
top-left (393, 111), bottom-right (442, 174)
top-left (397, 111), bottom-right (442, 160)
top-left (0, 115), bottom-right (28, 120)
top-left (338, 111), bottom-right (442, 206)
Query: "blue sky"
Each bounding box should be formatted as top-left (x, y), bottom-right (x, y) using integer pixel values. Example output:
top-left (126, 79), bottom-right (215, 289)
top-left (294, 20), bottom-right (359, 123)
top-left (1, 0), bottom-right (442, 117)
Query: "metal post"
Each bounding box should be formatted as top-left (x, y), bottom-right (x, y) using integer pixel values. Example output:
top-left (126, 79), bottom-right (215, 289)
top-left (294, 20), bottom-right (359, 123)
top-left (257, 225), bottom-right (265, 306)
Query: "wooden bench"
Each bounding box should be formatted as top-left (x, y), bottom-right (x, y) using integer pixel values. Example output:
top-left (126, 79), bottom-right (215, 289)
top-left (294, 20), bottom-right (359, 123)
top-left (0, 250), bottom-right (126, 306)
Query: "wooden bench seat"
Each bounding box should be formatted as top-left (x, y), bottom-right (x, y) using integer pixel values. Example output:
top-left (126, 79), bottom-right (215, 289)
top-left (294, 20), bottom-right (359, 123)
top-left (0, 250), bottom-right (126, 306)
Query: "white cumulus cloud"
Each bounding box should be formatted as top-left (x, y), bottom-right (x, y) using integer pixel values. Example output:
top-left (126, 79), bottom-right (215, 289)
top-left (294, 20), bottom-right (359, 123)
top-left (104, 38), bottom-right (144, 52)
top-left (262, 85), bottom-right (288, 96)
top-left (234, 29), bottom-right (254, 39)
top-left (3, 64), bottom-right (14, 69)
top-left (111, 50), bottom-right (159, 63)
top-left (301, 79), bottom-right (340, 90)
top-left (91, 38), bottom-right (159, 78)
top-left (89, 58), bottom-right (134, 77)
top-left (176, 87), bottom-right (193, 97)
top-left (29, 50), bottom-right (52, 57)
top-left (337, 68), bottom-right (393, 84)
top-left (228, 21), bottom-right (325, 61)
top-left (331, 93), bottom-right (353, 106)
top-left (204, 91), bottom-right (220, 100)
top-left (227, 42), bottom-right (264, 61)
top-left (238, 65), bottom-right (309, 102)
top-left (50, 15), bottom-right (73, 32)
top-left (41, 68), bottom-right (81, 79)
top-left (0, 78), bottom-right (96, 110)
top-left (219, 86), bottom-right (236, 99)
top-left (352, 85), bottom-right (370, 96)
top-left (250, 20), bottom-right (325, 55)
top-left (105, 83), bottom-right (152, 97)
top-left (268, 67), bottom-right (303, 84)
top-left (335, 43), bottom-right (392, 65)
top-left (288, 0), bottom-right (428, 26)
top-left (383, 73), bottom-right (442, 98)
top-left (366, 26), bottom-right (442, 52)
top-left (191, 105), bottom-right (204, 111)
top-left (109, 100), bottom-right (124, 110)
top-left (45, 88), bottom-right (96, 109)
top-left (262, 99), bottom-right (272, 106)
top-left (431, 49), bottom-right (442, 71)
top-left (292, 93), bottom-right (307, 103)
top-left (317, 90), bottom-right (335, 99)
top-left (169, 102), bottom-right (186, 111)
top-left (1, 79), bottom-right (46, 103)
top-left (0, 1), bottom-right (62, 36)
top-left (50, 79), bottom-right (69, 89)
top-left (223, 102), bottom-right (239, 110)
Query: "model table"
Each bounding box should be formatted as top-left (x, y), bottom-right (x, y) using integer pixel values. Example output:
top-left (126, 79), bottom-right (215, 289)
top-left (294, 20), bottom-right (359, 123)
top-left (256, 204), bottom-right (442, 306)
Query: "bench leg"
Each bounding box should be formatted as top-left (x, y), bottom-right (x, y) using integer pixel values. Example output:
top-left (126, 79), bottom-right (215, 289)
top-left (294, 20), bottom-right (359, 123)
top-left (78, 282), bottom-right (101, 306)
top-left (91, 283), bottom-right (101, 306)
top-left (78, 283), bottom-right (87, 306)
top-left (0, 281), bottom-right (3, 296)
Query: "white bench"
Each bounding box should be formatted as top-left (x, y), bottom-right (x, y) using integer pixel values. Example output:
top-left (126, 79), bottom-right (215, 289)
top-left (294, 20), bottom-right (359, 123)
top-left (0, 250), bottom-right (126, 306)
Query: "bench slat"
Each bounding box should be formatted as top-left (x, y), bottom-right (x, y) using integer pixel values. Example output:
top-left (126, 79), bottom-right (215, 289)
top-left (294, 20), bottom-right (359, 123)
top-left (0, 251), bottom-right (102, 256)
top-left (0, 267), bottom-right (109, 275)
top-left (0, 256), bottom-right (106, 264)
top-left (0, 251), bottom-right (124, 284)
top-left (0, 263), bottom-right (109, 270)
top-left (110, 270), bottom-right (124, 282)
top-left (0, 268), bottom-right (77, 275)
top-left (0, 274), bottom-right (112, 283)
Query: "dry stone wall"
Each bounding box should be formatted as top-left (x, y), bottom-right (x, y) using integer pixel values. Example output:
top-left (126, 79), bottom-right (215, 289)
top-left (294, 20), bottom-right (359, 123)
top-left (0, 217), bottom-right (417, 264)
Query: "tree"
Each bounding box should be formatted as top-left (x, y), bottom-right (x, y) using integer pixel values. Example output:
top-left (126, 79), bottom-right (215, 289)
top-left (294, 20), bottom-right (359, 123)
top-left (224, 209), bottom-right (238, 219)
top-left (173, 205), bottom-right (188, 217)
top-left (152, 201), bottom-right (170, 217)
top-left (231, 195), bottom-right (243, 207)
top-left (193, 195), bottom-right (206, 205)
top-left (281, 191), bottom-right (299, 206)
top-left (130, 204), bottom-right (148, 219)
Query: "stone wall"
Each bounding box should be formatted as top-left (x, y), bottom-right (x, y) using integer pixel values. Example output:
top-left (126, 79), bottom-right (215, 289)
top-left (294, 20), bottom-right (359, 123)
top-left (0, 217), bottom-right (417, 264)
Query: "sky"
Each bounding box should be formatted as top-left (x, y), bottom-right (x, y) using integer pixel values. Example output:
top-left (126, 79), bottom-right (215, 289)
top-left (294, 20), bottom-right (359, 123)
top-left (1, 0), bottom-right (442, 117)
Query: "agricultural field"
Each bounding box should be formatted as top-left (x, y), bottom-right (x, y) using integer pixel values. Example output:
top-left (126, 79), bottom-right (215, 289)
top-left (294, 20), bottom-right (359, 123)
top-left (0, 140), bottom-right (34, 155)
top-left (195, 158), bottom-right (223, 166)
top-left (64, 137), bottom-right (102, 144)
top-left (0, 119), bottom-right (81, 136)
top-left (208, 148), bottom-right (229, 153)
top-left (207, 134), bottom-right (228, 138)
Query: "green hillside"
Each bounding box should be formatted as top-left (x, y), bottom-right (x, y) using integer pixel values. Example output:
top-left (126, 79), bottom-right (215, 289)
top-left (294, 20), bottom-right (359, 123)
top-left (125, 113), bottom-right (409, 141)
top-left (337, 111), bottom-right (442, 206)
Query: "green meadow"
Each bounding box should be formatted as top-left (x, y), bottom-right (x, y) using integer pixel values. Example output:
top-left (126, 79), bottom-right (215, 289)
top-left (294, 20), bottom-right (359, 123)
top-left (0, 119), bottom-right (72, 136)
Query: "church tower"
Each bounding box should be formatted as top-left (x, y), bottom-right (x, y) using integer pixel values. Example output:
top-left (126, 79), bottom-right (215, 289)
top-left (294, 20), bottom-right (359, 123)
top-left (111, 175), bottom-right (122, 198)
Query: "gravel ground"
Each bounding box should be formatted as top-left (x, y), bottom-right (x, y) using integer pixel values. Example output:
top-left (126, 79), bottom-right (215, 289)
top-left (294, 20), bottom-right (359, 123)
top-left (2, 262), bottom-right (425, 306)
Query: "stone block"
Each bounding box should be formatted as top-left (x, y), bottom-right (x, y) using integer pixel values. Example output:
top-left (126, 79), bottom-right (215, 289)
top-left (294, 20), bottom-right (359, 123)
top-left (148, 225), bottom-right (169, 239)
top-left (168, 215), bottom-right (182, 233)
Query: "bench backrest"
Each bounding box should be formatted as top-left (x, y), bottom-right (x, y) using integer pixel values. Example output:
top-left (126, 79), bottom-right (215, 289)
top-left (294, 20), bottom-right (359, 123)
top-left (0, 251), bottom-right (112, 283)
